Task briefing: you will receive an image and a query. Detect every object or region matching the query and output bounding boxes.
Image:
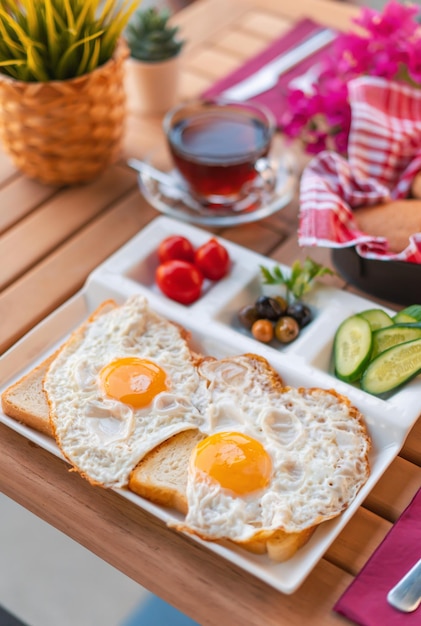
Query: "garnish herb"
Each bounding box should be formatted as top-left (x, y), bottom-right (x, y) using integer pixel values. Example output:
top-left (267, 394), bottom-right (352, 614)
top-left (260, 257), bottom-right (335, 302)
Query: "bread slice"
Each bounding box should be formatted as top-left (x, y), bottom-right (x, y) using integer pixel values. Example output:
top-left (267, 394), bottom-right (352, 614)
top-left (1, 354), bottom-right (56, 437)
top-left (129, 429), bottom-right (207, 515)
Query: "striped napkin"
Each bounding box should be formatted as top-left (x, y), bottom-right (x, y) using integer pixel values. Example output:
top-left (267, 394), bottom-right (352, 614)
top-left (299, 76), bottom-right (421, 263)
top-left (334, 486), bottom-right (421, 625)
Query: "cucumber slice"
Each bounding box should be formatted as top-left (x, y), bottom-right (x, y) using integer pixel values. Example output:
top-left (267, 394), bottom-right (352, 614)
top-left (393, 311), bottom-right (417, 324)
top-left (358, 308), bottom-right (394, 330)
top-left (361, 337), bottom-right (421, 395)
top-left (372, 324), bottom-right (421, 359)
top-left (396, 304), bottom-right (421, 322)
top-left (334, 315), bottom-right (372, 382)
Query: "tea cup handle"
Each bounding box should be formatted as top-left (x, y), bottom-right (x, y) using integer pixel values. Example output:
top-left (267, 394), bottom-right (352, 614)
top-left (255, 157), bottom-right (277, 191)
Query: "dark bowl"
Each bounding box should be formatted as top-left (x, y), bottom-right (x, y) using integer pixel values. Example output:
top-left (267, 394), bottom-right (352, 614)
top-left (331, 247), bottom-right (421, 307)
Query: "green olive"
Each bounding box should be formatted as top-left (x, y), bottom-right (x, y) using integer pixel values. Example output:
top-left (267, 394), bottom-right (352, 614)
top-left (251, 319), bottom-right (274, 343)
top-left (274, 316), bottom-right (300, 343)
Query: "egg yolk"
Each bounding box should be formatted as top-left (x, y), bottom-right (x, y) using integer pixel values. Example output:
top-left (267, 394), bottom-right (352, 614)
top-left (192, 431), bottom-right (272, 496)
top-left (100, 357), bottom-right (167, 408)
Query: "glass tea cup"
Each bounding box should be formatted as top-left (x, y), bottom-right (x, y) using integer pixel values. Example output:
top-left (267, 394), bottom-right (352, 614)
top-left (162, 99), bottom-right (276, 208)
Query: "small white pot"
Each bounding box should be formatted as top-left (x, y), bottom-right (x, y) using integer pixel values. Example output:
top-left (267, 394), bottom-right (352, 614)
top-left (125, 55), bottom-right (180, 115)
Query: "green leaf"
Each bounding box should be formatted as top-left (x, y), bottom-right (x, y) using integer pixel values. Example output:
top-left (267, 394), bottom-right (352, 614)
top-left (260, 264), bottom-right (287, 286)
top-left (0, 8), bottom-right (33, 47)
top-left (260, 257), bottom-right (335, 302)
top-left (86, 38), bottom-right (100, 73)
top-left (27, 44), bottom-right (49, 81)
top-left (0, 59), bottom-right (26, 67)
top-left (62, 0), bottom-right (75, 31)
top-left (19, 0), bottom-right (41, 41)
top-left (56, 30), bottom-right (103, 79)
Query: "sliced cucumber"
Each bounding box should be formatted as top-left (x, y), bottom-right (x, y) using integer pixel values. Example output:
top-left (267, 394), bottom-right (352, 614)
top-left (361, 337), bottom-right (421, 395)
top-left (397, 304), bottom-right (421, 322)
top-left (334, 315), bottom-right (373, 382)
top-left (393, 311), bottom-right (418, 324)
top-left (371, 324), bottom-right (421, 359)
top-left (358, 308), bottom-right (394, 330)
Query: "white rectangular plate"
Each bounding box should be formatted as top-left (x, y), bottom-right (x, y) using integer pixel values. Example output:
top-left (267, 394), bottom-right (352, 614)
top-left (1, 216), bottom-right (419, 594)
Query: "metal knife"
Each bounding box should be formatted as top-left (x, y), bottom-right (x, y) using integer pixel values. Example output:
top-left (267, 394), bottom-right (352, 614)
top-left (387, 558), bottom-right (421, 613)
top-left (221, 27), bottom-right (336, 101)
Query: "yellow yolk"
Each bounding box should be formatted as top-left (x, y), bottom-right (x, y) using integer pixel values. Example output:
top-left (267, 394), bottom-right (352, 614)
top-left (100, 357), bottom-right (167, 408)
top-left (192, 431), bottom-right (272, 496)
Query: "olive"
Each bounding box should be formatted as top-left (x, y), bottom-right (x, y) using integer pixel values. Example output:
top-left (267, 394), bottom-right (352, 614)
top-left (251, 319), bottom-right (274, 343)
top-left (273, 295), bottom-right (288, 315)
top-left (286, 302), bottom-right (312, 328)
top-left (238, 304), bottom-right (260, 329)
top-left (254, 295), bottom-right (283, 321)
top-left (274, 316), bottom-right (300, 343)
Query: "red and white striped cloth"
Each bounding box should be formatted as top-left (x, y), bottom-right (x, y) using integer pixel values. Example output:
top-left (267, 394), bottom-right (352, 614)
top-left (299, 76), bottom-right (421, 263)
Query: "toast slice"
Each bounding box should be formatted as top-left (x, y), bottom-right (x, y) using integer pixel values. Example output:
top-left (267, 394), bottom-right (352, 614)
top-left (129, 429), bottom-right (207, 515)
top-left (1, 354), bottom-right (55, 437)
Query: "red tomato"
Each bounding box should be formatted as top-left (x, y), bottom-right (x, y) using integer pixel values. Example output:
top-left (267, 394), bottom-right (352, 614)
top-left (156, 260), bottom-right (203, 304)
top-left (194, 238), bottom-right (230, 281)
top-left (158, 235), bottom-right (195, 264)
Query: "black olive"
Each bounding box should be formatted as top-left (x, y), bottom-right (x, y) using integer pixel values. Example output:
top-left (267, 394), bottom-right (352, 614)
top-left (254, 296), bottom-right (283, 321)
top-left (286, 302), bottom-right (312, 328)
top-left (238, 304), bottom-right (260, 329)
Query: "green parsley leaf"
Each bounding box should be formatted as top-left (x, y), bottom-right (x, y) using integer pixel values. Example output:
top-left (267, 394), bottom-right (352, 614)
top-left (260, 257), bottom-right (335, 302)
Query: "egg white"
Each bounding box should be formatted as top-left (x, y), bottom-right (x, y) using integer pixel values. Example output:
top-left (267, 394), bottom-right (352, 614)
top-left (43, 295), bottom-right (209, 488)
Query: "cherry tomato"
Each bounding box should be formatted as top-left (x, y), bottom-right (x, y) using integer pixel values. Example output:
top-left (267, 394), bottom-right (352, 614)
top-left (156, 260), bottom-right (203, 304)
top-left (158, 235), bottom-right (195, 264)
top-left (194, 238), bottom-right (230, 281)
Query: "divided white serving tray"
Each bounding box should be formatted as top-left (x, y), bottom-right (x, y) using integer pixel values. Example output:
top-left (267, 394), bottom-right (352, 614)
top-left (1, 216), bottom-right (419, 595)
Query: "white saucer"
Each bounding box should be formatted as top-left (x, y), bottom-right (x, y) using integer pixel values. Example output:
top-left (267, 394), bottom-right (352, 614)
top-left (133, 146), bottom-right (298, 226)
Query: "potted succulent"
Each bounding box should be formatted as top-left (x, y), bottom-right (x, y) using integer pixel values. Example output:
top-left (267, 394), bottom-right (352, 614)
top-left (0, 0), bottom-right (140, 185)
top-left (124, 7), bottom-right (185, 114)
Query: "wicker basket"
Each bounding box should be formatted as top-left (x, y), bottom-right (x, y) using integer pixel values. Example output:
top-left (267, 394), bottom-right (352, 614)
top-left (0, 40), bottom-right (129, 186)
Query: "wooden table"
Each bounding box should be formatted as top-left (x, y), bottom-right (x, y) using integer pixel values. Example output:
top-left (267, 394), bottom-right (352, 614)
top-left (0, 1), bottom-right (420, 624)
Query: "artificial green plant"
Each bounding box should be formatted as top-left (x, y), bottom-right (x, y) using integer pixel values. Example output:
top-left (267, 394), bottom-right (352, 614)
top-left (0, 0), bottom-right (140, 82)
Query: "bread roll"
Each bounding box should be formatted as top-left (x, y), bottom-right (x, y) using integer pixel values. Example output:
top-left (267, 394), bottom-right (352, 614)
top-left (354, 199), bottom-right (421, 253)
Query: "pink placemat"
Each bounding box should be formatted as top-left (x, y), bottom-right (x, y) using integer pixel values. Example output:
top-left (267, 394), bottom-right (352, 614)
top-left (202, 18), bottom-right (336, 127)
top-left (334, 487), bottom-right (421, 625)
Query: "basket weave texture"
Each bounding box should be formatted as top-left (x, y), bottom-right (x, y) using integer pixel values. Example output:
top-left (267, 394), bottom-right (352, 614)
top-left (0, 39), bottom-right (129, 186)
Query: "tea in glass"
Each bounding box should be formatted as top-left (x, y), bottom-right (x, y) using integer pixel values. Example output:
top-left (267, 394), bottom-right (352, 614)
top-left (163, 99), bottom-right (275, 206)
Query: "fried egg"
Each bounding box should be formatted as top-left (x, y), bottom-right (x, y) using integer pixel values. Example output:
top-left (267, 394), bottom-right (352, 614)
top-left (43, 295), bottom-right (209, 488)
top-left (177, 357), bottom-right (371, 543)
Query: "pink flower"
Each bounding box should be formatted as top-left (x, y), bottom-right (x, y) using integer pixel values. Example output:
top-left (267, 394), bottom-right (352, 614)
top-left (282, 0), bottom-right (421, 155)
